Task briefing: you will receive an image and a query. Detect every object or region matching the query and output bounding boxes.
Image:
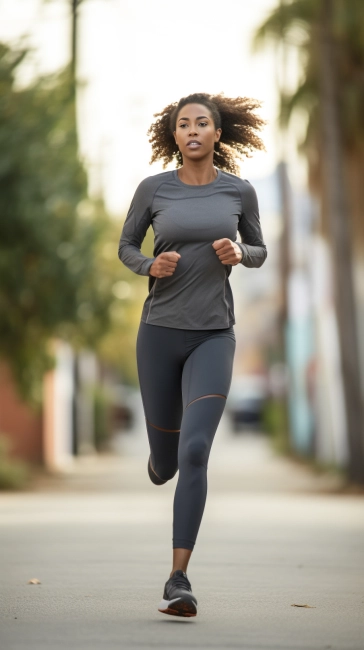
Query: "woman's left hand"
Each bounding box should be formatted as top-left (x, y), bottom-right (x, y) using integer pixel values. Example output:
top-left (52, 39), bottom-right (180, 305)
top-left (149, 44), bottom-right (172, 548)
top-left (212, 238), bottom-right (243, 265)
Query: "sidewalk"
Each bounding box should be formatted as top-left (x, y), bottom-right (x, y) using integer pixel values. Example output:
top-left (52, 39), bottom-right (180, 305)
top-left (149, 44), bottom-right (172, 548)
top-left (1, 413), bottom-right (363, 650)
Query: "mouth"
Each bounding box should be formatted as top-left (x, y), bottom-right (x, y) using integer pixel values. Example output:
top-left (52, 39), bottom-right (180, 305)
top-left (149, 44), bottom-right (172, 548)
top-left (187, 140), bottom-right (202, 148)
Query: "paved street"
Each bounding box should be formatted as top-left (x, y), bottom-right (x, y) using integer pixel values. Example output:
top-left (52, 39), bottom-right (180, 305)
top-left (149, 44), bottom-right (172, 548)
top-left (1, 408), bottom-right (363, 650)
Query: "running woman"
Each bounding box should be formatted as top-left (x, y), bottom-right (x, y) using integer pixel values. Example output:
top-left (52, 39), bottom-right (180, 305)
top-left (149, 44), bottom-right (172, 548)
top-left (118, 93), bottom-right (267, 618)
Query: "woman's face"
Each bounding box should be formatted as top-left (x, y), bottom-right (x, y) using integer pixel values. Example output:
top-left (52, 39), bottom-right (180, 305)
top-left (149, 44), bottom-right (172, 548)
top-left (173, 103), bottom-right (221, 162)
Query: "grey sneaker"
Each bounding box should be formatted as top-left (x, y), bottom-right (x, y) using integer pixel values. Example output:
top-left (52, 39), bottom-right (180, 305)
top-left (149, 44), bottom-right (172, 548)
top-left (158, 569), bottom-right (197, 617)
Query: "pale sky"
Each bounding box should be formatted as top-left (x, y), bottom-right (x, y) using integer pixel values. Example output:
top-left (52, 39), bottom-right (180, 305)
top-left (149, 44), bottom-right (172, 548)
top-left (0, 0), bottom-right (303, 215)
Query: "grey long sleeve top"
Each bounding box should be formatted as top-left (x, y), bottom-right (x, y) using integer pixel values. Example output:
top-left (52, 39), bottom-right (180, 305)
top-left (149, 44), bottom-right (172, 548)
top-left (118, 168), bottom-right (267, 330)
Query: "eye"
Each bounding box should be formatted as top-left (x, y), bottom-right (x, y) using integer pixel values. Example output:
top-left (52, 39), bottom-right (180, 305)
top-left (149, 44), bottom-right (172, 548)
top-left (199, 122), bottom-right (208, 127)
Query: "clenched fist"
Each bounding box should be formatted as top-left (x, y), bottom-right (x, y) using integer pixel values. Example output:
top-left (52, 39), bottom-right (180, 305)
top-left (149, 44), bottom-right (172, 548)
top-left (212, 238), bottom-right (243, 265)
top-left (149, 251), bottom-right (181, 278)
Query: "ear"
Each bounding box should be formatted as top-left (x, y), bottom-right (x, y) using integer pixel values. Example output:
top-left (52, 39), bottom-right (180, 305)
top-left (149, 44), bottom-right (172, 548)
top-left (215, 128), bottom-right (222, 143)
top-left (173, 131), bottom-right (177, 144)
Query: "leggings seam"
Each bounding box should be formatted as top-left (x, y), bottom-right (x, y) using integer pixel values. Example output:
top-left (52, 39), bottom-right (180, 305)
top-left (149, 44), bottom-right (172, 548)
top-left (185, 393), bottom-right (226, 409)
top-left (146, 419), bottom-right (180, 433)
top-left (138, 321), bottom-right (235, 553)
top-left (149, 457), bottom-right (164, 481)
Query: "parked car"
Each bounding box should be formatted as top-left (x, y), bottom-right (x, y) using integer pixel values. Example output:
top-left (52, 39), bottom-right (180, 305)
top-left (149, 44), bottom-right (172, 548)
top-left (226, 374), bottom-right (268, 431)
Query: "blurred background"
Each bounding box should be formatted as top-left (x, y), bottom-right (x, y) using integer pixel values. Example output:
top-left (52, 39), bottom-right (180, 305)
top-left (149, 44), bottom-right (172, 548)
top-left (0, 0), bottom-right (363, 488)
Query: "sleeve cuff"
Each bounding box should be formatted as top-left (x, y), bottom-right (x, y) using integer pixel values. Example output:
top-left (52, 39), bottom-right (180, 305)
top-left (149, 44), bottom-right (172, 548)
top-left (236, 242), bottom-right (245, 264)
top-left (142, 258), bottom-right (155, 276)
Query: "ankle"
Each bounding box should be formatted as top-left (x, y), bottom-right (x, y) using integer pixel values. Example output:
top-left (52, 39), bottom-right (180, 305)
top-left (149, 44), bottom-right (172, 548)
top-left (170, 567), bottom-right (186, 578)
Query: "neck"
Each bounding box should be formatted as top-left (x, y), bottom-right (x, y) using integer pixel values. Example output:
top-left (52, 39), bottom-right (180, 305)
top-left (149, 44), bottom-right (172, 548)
top-left (177, 156), bottom-right (217, 186)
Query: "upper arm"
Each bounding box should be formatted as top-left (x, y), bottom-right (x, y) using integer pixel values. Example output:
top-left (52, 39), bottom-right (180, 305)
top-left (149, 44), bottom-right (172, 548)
top-left (118, 177), bottom-right (154, 253)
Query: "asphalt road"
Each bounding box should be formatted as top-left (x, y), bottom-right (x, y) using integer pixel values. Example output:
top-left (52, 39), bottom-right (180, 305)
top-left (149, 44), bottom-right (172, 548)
top-left (1, 413), bottom-right (363, 650)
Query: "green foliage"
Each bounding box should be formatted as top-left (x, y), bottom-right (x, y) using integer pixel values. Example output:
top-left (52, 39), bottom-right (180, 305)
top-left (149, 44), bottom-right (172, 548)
top-left (0, 435), bottom-right (30, 490)
top-left (0, 42), bottom-right (146, 404)
top-left (252, 0), bottom-right (316, 50)
top-left (86, 207), bottom-right (150, 386)
top-left (253, 0), bottom-right (364, 152)
top-left (262, 398), bottom-right (291, 454)
top-left (0, 43), bottom-right (88, 402)
top-left (0, 41), bottom-right (153, 403)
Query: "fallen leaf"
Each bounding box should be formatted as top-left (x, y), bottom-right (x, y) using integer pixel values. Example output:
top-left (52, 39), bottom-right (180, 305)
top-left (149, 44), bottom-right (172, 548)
top-left (291, 603), bottom-right (316, 608)
top-left (27, 578), bottom-right (41, 585)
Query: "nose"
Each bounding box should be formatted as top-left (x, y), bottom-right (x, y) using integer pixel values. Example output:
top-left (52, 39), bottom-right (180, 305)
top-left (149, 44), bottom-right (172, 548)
top-left (188, 125), bottom-right (198, 136)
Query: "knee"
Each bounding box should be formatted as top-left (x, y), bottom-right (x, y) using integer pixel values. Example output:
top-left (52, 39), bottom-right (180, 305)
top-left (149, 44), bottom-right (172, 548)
top-left (180, 439), bottom-right (209, 469)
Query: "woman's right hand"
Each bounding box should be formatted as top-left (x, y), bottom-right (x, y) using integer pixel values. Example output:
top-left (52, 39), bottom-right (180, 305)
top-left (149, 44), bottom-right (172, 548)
top-left (149, 252), bottom-right (181, 278)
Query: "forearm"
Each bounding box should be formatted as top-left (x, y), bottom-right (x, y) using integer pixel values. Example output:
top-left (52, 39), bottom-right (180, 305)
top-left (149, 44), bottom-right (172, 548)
top-left (118, 241), bottom-right (155, 276)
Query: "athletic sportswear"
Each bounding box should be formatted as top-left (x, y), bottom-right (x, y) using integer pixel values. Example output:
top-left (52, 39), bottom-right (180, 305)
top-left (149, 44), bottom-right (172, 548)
top-left (118, 169), bottom-right (267, 330)
top-left (147, 455), bottom-right (166, 485)
top-left (158, 569), bottom-right (197, 617)
top-left (137, 321), bottom-right (235, 550)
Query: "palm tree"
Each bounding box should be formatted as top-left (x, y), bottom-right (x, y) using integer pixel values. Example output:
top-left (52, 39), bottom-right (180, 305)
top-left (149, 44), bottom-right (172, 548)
top-left (253, 0), bottom-right (364, 483)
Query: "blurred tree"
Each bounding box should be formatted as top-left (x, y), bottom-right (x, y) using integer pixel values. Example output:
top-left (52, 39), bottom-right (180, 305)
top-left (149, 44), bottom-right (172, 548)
top-left (86, 202), bottom-right (151, 385)
top-left (0, 43), bottom-right (144, 406)
top-left (253, 0), bottom-right (364, 483)
top-left (71, 0), bottom-right (82, 83)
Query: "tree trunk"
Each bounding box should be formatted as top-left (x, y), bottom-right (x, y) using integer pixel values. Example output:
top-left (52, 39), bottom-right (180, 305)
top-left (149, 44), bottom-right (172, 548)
top-left (318, 0), bottom-right (364, 483)
top-left (277, 161), bottom-right (291, 326)
top-left (71, 0), bottom-right (79, 87)
top-left (276, 160), bottom-right (292, 453)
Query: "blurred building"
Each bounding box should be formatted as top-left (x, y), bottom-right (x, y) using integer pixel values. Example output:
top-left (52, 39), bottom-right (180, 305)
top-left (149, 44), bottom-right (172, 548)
top-left (0, 363), bottom-right (43, 465)
top-left (231, 164), bottom-right (356, 472)
top-left (279, 169), bottom-right (351, 468)
top-left (0, 342), bottom-right (102, 471)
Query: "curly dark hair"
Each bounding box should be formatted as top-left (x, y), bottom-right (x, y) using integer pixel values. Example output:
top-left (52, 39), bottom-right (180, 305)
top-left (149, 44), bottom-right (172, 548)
top-left (147, 92), bottom-right (266, 175)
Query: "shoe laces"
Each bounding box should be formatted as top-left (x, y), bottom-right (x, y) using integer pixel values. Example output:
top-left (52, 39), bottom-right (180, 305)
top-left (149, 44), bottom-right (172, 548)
top-left (170, 570), bottom-right (191, 591)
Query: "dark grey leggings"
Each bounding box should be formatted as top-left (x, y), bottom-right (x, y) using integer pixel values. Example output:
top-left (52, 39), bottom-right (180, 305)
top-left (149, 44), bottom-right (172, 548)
top-left (136, 321), bottom-right (236, 551)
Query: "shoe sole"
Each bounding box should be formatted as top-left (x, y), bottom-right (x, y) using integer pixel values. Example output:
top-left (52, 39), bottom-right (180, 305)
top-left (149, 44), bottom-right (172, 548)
top-left (158, 597), bottom-right (197, 618)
